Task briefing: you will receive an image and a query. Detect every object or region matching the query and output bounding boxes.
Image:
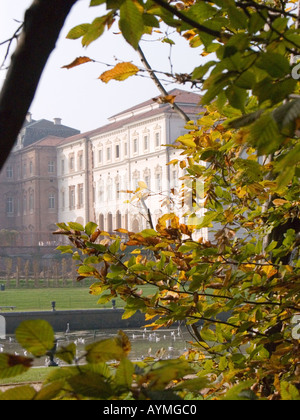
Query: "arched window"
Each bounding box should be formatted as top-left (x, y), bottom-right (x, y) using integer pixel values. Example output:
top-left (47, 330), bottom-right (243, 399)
top-left (99, 214), bottom-right (104, 231)
top-left (107, 213), bottom-right (113, 233)
top-left (116, 211), bottom-right (122, 230)
top-left (132, 218), bottom-right (139, 233)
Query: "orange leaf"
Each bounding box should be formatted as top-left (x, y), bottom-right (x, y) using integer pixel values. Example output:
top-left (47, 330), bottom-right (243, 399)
top-left (99, 62), bottom-right (139, 83)
top-left (62, 56), bottom-right (94, 69)
top-left (153, 94), bottom-right (177, 105)
top-left (273, 199), bottom-right (288, 207)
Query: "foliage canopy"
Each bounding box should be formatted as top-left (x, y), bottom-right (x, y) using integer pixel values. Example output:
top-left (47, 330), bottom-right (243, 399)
top-left (1, 0), bottom-right (300, 400)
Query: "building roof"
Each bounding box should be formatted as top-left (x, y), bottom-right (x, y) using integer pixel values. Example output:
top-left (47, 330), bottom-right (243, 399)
top-left (20, 118), bottom-right (80, 148)
top-left (58, 89), bottom-right (202, 147)
top-left (31, 136), bottom-right (66, 147)
top-left (110, 89), bottom-right (201, 120)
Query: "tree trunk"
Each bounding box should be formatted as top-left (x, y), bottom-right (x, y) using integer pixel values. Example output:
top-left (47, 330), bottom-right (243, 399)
top-left (0, 0), bottom-right (78, 170)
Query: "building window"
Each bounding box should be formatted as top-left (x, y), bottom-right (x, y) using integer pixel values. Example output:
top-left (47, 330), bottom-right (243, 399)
top-left (78, 184), bottom-right (84, 208)
top-left (69, 155), bottom-right (75, 172)
top-left (155, 132), bottom-right (160, 148)
top-left (29, 161), bottom-right (33, 176)
top-left (69, 186), bottom-right (75, 210)
top-left (133, 138), bottom-right (138, 154)
top-left (61, 160), bottom-right (65, 175)
top-left (6, 197), bottom-right (14, 215)
top-left (145, 175), bottom-right (150, 190)
top-left (23, 193), bottom-right (27, 215)
top-left (107, 147), bottom-right (111, 162)
top-left (48, 161), bottom-right (55, 174)
top-left (156, 173), bottom-right (162, 192)
top-left (116, 182), bottom-right (120, 200)
top-left (61, 191), bottom-right (65, 210)
top-left (6, 166), bottom-right (13, 179)
top-left (29, 191), bottom-right (34, 213)
top-left (78, 152), bottom-right (83, 171)
top-left (23, 162), bottom-right (27, 177)
top-left (98, 149), bottom-right (103, 164)
top-left (116, 144), bottom-right (120, 159)
top-left (49, 193), bottom-right (55, 210)
top-left (99, 183), bottom-right (104, 201)
top-left (171, 169), bottom-right (178, 189)
top-left (144, 135), bottom-right (149, 151)
top-left (107, 179), bottom-right (112, 201)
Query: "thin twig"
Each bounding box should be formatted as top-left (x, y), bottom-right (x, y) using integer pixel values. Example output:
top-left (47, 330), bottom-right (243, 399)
top-left (137, 45), bottom-right (190, 123)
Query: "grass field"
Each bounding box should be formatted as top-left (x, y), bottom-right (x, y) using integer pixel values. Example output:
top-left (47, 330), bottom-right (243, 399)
top-left (0, 368), bottom-right (54, 386)
top-left (0, 285), bottom-right (157, 311)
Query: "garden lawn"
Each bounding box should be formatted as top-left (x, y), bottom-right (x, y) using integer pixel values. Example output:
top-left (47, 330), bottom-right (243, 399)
top-left (0, 285), bottom-right (157, 311)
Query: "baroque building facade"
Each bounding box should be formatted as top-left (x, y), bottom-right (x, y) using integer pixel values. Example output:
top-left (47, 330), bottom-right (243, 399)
top-left (0, 89), bottom-right (205, 247)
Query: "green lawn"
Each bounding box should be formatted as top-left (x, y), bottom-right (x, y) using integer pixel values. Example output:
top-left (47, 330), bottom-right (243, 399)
top-left (0, 285), bottom-right (157, 311)
top-left (0, 368), bottom-right (55, 386)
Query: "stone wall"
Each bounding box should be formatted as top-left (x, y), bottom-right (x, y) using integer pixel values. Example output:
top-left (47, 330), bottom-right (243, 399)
top-left (2, 309), bottom-right (147, 334)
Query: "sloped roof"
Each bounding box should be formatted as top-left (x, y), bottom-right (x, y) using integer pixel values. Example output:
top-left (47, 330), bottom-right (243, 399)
top-left (58, 89), bottom-right (202, 146)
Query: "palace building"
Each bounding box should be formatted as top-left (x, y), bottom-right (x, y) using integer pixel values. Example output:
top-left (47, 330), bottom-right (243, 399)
top-left (0, 89), bottom-right (204, 247)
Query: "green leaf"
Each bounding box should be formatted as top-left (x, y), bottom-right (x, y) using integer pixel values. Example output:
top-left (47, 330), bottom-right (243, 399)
top-left (119, 0), bottom-right (144, 49)
top-left (67, 372), bottom-right (113, 398)
top-left (90, 0), bottom-right (106, 6)
top-left (82, 17), bottom-right (106, 47)
top-left (249, 113), bottom-right (284, 155)
top-left (140, 229), bottom-right (158, 238)
top-left (86, 242), bottom-right (107, 253)
top-left (35, 381), bottom-right (65, 401)
top-left (68, 222), bottom-right (84, 231)
top-left (223, 380), bottom-right (257, 400)
top-left (56, 343), bottom-right (76, 365)
top-left (15, 320), bottom-right (55, 358)
top-left (109, 237), bottom-right (121, 254)
top-left (56, 245), bottom-right (73, 254)
top-left (192, 211), bottom-right (219, 229)
top-left (280, 381), bottom-right (300, 400)
top-left (200, 327), bottom-right (217, 342)
top-left (256, 53), bottom-right (291, 78)
top-left (115, 358), bottom-right (135, 389)
top-left (0, 354), bottom-right (33, 379)
top-left (66, 24), bottom-right (90, 40)
top-left (228, 110), bottom-right (263, 129)
top-left (225, 85), bottom-right (247, 111)
top-left (0, 385), bottom-right (36, 401)
top-left (85, 332), bottom-right (130, 363)
top-left (85, 222), bottom-right (98, 236)
top-left (273, 99), bottom-right (300, 129)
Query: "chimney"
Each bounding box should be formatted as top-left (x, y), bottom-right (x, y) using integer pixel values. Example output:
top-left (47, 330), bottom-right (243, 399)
top-left (26, 112), bottom-right (32, 123)
top-left (54, 118), bottom-right (62, 125)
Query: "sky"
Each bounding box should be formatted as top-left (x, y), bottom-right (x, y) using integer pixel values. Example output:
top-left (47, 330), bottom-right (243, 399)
top-left (0, 0), bottom-right (204, 134)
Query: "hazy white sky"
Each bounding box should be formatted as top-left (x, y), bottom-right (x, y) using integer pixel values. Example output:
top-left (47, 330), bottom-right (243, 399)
top-left (0, 0), bottom-right (203, 133)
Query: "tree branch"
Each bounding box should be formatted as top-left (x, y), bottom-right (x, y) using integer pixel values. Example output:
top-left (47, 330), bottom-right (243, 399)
top-left (0, 0), bottom-right (78, 170)
top-left (137, 45), bottom-right (190, 123)
top-left (152, 0), bottom-right (221, 38)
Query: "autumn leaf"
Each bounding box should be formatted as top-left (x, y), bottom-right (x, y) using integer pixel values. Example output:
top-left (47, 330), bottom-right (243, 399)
top-left (273, 199), bottom-right (289, 207)
top-left (99, 62), bottom-right (139, 83)
top-left (62, 56), bottom-right (94, 70)
top-left (153, 94), bottom-right (177, 104)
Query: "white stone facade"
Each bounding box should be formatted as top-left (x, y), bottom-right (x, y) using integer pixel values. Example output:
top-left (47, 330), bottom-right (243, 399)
top-left (56, 89), bottom-right (206, 238)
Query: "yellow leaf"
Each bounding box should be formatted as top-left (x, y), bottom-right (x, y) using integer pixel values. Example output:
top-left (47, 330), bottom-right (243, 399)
top-left (138, 181), bottom-right (148, 190)
top-left (153, 94), bottom-right (177, 104)
top-left (273, 199), bottom-right (288, 207)
top-left (167, 159), bottom-right (179, 166)
top-left (62, 56), bottom-right (94, 69)
top-left (99, 62), bottom-right (139, 83)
